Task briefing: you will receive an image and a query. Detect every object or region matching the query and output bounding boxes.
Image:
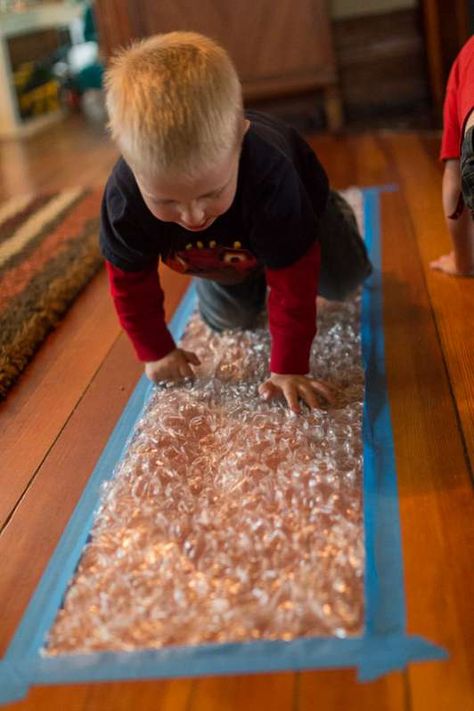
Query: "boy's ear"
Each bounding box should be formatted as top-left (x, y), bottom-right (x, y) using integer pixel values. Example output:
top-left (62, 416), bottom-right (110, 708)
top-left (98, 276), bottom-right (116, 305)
top-left (243, 118), bottom-right (251, 135)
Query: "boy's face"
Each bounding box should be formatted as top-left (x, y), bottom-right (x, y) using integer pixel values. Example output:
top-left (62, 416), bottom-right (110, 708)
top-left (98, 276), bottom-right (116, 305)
top-left (136, 122), bottom-right (248, 232)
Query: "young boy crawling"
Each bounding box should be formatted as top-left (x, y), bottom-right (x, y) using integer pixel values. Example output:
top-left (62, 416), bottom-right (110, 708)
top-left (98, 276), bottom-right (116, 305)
top-left (100, 32), bottom-right (371, 413)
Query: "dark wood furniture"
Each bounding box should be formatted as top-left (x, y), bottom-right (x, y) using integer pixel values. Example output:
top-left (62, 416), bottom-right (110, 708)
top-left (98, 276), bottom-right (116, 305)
top-left (94, 0), bottom-right (343, 129)
top-left (422, 0), bottom-right (471, 113)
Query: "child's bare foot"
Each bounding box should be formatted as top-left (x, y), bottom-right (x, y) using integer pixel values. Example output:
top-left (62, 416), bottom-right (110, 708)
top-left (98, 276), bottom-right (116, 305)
top-left (430, 251), bottom-right (474, 276)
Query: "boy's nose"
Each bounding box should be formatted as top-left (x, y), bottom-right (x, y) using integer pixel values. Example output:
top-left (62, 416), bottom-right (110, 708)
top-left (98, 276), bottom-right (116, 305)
top-left (180, 201), bottom-right (206, 228)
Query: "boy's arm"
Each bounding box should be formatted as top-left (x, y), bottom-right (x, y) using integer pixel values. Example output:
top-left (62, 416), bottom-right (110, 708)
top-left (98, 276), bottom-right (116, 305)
top-left (262, 241), bottom-right (335, 412)
top-left (105, 260), bottom-right (176, 361)
top-left (107, 261), bottom-right (201, 381)
top-left (265, 240), bottom-right (320, 374)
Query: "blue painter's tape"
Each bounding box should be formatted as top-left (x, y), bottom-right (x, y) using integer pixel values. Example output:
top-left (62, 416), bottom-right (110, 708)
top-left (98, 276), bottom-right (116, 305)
top-left (359, 188), bottom-right (446, 677)
top-left (0, 661), bottom-right (28, 705)
top-left (361, 187), bottom-right (407, 636)
top-left (0, 190), bottom-right (447, 705)
top-left (357, 634), bottom-right (446, 682)
top-left (26, 634), bottom-right (443, 686)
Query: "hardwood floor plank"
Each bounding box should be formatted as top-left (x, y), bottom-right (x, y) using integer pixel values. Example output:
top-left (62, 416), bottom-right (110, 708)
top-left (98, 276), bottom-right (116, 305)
top-left (383, 134), bottom-right (474, 474)
top-left (0, 268), bottom-right (189, 655)
top-left (307, 134), bottom-right (356, 190)
top-left (308, 132), bottom-right (394, 190)
top-left (0, 269), bottom-right (120, 530)
top-left (418, 131), bottom-right (443, 167)
top-left (2, 678), bottom-right (194, 711)
top-left (298, 669), bottom-right (407, 711)
top-left (189, 673), bottom-right (295, 711)
top-left (348, 132), bottom-right (394, 187)
top-left (4, 684), bottom-right (91, 711)
top-left (0, 333), bottom-right (141, 655)
top-left (0, 117), bottom-right (117, 199)
top-left (83, 679), bottom-right (193, 711)
top-left (379, 188), bottom-right (474, 711)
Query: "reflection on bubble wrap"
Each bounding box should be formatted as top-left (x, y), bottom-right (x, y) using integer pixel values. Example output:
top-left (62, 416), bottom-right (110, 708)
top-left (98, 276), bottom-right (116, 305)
top-left (44, 295), bottom-right (365, 655)
top-left (341, 186), bottom-right (364, 235)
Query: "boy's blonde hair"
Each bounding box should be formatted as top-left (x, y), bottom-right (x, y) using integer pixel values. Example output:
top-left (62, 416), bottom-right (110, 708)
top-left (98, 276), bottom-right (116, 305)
top-left (105, 32), bottom-right (244, 179)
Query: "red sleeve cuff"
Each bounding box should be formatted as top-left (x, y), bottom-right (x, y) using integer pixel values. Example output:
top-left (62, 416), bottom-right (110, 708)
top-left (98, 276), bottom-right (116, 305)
top-left (133, 328), bottom-right (176, 363)
top-left (265, 241), bottom-right (320, 374)
top-left (270, 336), bottom-right (315, 375)
top-left (106, 261), bottom-right (176, 362)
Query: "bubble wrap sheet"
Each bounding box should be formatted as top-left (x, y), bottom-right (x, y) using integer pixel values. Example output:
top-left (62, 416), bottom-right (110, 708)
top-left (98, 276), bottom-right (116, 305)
top-left (45, 196), bottom-right (366, 655)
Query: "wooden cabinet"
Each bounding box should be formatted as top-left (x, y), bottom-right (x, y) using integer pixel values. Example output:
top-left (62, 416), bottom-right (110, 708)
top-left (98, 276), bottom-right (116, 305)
top-left (422, 0), bottom-right (470, 113)
top-left (95, 0), bottom-right (342, 129)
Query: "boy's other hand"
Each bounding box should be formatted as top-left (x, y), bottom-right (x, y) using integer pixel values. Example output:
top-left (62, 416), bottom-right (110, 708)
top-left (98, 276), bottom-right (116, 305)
top-left (145, 348), bottom-right (201, 384)
top-left (430, 251), bottom-right (474, 276)
top-left (258, 373), bottom-right (336, 414)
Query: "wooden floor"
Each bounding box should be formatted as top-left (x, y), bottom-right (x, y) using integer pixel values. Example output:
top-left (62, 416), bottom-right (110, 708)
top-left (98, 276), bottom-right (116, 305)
top-left (0, 116), bottom-right (473, 711)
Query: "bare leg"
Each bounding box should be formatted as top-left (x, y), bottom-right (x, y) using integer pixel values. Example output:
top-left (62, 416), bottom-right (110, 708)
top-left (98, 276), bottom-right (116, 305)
top-left (461, 108), bottom-right (474, 213)
top-left (465, 110), bottom-right (474, 132)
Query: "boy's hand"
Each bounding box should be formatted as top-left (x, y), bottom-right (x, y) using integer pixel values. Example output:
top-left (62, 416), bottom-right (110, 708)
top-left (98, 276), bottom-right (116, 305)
top-left (145, 348), bottom-right (201, 383)
top-left (258, 373), bottom-right (336, 414)
top-left (430, 251), bottom-right (474, 276)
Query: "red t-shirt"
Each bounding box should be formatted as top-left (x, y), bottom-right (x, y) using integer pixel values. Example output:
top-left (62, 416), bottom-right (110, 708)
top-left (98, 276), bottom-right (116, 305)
top-left (441, 35), bottom-right (474, 160)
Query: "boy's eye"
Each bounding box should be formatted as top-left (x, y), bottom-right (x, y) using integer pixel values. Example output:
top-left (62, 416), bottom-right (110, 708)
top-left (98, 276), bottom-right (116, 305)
top-left (204, 188), bottom-right (224, 200)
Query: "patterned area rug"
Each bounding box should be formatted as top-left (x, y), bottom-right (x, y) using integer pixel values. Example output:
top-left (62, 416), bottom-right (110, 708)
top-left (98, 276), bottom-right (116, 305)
top-left (0, 189), bottom-right (103, 398)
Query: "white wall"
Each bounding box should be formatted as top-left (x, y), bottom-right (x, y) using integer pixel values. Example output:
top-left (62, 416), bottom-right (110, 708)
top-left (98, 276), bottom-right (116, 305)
top-left (330, 0), bottom-right (416, 20)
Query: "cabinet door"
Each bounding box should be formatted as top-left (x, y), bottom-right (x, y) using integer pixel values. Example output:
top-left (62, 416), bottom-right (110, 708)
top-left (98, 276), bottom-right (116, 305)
top-left (422, 0), bottom-right (470, 111)
top-left (95, 0), bottom-right (337, 99)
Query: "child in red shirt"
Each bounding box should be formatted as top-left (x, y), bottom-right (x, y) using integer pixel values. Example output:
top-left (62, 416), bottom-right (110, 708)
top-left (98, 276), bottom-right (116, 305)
top-left (431, 35), bottom-right (474, 276)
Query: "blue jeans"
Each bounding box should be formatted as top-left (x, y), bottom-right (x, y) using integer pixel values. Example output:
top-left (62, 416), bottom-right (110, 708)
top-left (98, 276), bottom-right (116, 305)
top-left (196, 191), bottom-right (371, 332)
top-left (196, 270), bottom-right (267, 332)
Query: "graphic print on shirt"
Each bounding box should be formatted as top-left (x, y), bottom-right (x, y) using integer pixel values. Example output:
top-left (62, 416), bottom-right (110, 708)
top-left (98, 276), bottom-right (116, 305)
top-left (163, 239), bottom-right (260, 282)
